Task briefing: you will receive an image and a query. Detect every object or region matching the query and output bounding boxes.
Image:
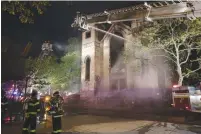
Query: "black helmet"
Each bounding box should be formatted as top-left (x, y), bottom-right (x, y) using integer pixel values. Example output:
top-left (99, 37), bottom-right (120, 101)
top-left (31, 90), bottom-right (38, 97)
top-left (53, 91), bottom-right (59, 96)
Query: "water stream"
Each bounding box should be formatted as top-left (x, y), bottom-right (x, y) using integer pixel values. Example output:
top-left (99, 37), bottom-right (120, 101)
top-left (89, 25), bottom-right (131, 43)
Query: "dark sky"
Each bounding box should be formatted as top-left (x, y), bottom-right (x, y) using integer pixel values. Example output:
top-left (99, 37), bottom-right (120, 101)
top-left (2, 1), bottom-right (139, 54)
top-left (1, 1), bottom-right (141, 81)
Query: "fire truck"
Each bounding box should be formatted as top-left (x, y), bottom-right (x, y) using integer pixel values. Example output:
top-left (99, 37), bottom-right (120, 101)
top-left (171, 85), bottom-right (201, 113)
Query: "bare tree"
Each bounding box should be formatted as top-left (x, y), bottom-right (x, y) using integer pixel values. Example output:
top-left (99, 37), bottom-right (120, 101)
top-left (139, 18), bottom-right (201, 86)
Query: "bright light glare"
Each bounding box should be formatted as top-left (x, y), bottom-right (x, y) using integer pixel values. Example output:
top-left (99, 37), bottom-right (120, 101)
top-left (107, 21), bottom-right (112, 24)
top-left (144, 2), bottom-right (151, 9)
top-left (44, 113), bottom-right (47, 120)
top-left (173, 85), bottom-right (180, 88)
top-left (144, 2), bottom-right (148, 6)
top-left (66, 92), bottom-right (73, 96)
top-left (45, 107), bottom-right (50, 111)
top-left (104, 10), bottom-right (110, 15)
top-left (146, 17), bottom-right (153, 22)
top-left (45, 96), bottom-right (50, 102)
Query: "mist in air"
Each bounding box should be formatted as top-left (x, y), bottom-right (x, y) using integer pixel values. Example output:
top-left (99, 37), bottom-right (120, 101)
top-left (62, 26), bottom-right (172, 103)
top-left (93, 28), bottom-right (172, 102)
top-left (53, 41), bottom-right (82, 94)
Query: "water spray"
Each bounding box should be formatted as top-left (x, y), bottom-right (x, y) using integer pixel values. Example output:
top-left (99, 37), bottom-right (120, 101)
top-left (88, 25), bottom-right (131, 43)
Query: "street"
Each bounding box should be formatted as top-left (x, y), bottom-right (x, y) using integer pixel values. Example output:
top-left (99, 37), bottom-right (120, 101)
top-left (2, 114), bottom-right (201, 134)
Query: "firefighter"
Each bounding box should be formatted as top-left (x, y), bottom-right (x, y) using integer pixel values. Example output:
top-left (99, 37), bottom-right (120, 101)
top-left (1, 90), bottom-right (8, 124)
top-left (48, 91), bottom-right (64, 134)
top-left (22, 90), bottom-right (40, 134)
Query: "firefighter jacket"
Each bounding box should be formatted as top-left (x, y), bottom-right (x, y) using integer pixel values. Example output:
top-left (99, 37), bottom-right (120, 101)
top-left (48, 96), bottom-right (64, 116)
top-left (1, 96), bottom-right (8, 110)
top-left (24, 97), bottom-right (40, 116)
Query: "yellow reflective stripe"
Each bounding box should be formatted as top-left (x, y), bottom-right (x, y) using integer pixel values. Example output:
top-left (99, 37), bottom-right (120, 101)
top-left (35, 102), bottom-right (40, 105)
top-left (29, 103), bottom-right (34, 106)
top-left (28, 112), bottom-right (37, 115)
top-left (30, 130), bottom-right (36, 132)
top-left (25, 113), bottom-right (29, 117)
top-left (23, 128), bottom-right (29, 130)
top-left (29, 102), bottom-right (40, 106)
top-left (50, 111), bottom-right (56, 114)
top-left (53, 115), bottom-right (63, 118)
top-left (53, 130), bottom-right (63, 133)
top-left (37, 109), bottom-right (40, 112)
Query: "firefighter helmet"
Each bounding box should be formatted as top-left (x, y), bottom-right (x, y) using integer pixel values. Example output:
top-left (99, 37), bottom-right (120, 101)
top-left (53, 91), bottom-right (59, 96)
top-left (31, 90), bottom-right (38, 97)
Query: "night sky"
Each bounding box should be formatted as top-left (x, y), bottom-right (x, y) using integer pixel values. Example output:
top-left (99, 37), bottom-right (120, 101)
top-left (2, 1), bottom-right (140, 81)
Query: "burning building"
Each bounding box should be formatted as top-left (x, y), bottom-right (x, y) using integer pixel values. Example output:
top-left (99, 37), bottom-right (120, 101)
top-left (71, 1), bottom-right (201, 100)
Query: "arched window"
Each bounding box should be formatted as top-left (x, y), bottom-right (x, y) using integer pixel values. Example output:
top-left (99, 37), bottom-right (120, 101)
top-left (85, 57), bottom-right (91, 81)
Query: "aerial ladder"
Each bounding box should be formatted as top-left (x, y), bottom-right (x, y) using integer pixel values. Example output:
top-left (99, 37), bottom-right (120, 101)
top-left (71, 1), bottom-right (201, 32)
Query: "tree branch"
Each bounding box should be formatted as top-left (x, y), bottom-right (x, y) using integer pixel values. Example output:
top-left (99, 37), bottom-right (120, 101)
top-left (168, 21), bottom-right (179, 50)
top-left (183, 66), bottom-right (201, 78)
top-left (190, 58), bottom-right (201, 62)
top-left (179, 43), bottom-right (193, 66)
top-left (179, 47), bottom-right (201, 53)
top-left (178, 23), bottom-right (190, 49)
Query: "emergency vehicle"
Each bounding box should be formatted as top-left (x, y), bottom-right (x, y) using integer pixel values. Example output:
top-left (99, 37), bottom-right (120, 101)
top-left (171, 85), bottom-right (201, 113)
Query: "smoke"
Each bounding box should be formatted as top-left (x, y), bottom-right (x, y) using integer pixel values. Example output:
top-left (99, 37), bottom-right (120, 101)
top-left (96, 35), bottom-right (172, 101)
top-left (52, 41), bottom-right (82, 94)
top-left (53, 42), bottom-right (68, 56)
top-left (116, 37), bottom-right (171, 99)
top-left (64, 41), bottom-right (82, 94)
top-left (74, 27), bottom-right (175, 109)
